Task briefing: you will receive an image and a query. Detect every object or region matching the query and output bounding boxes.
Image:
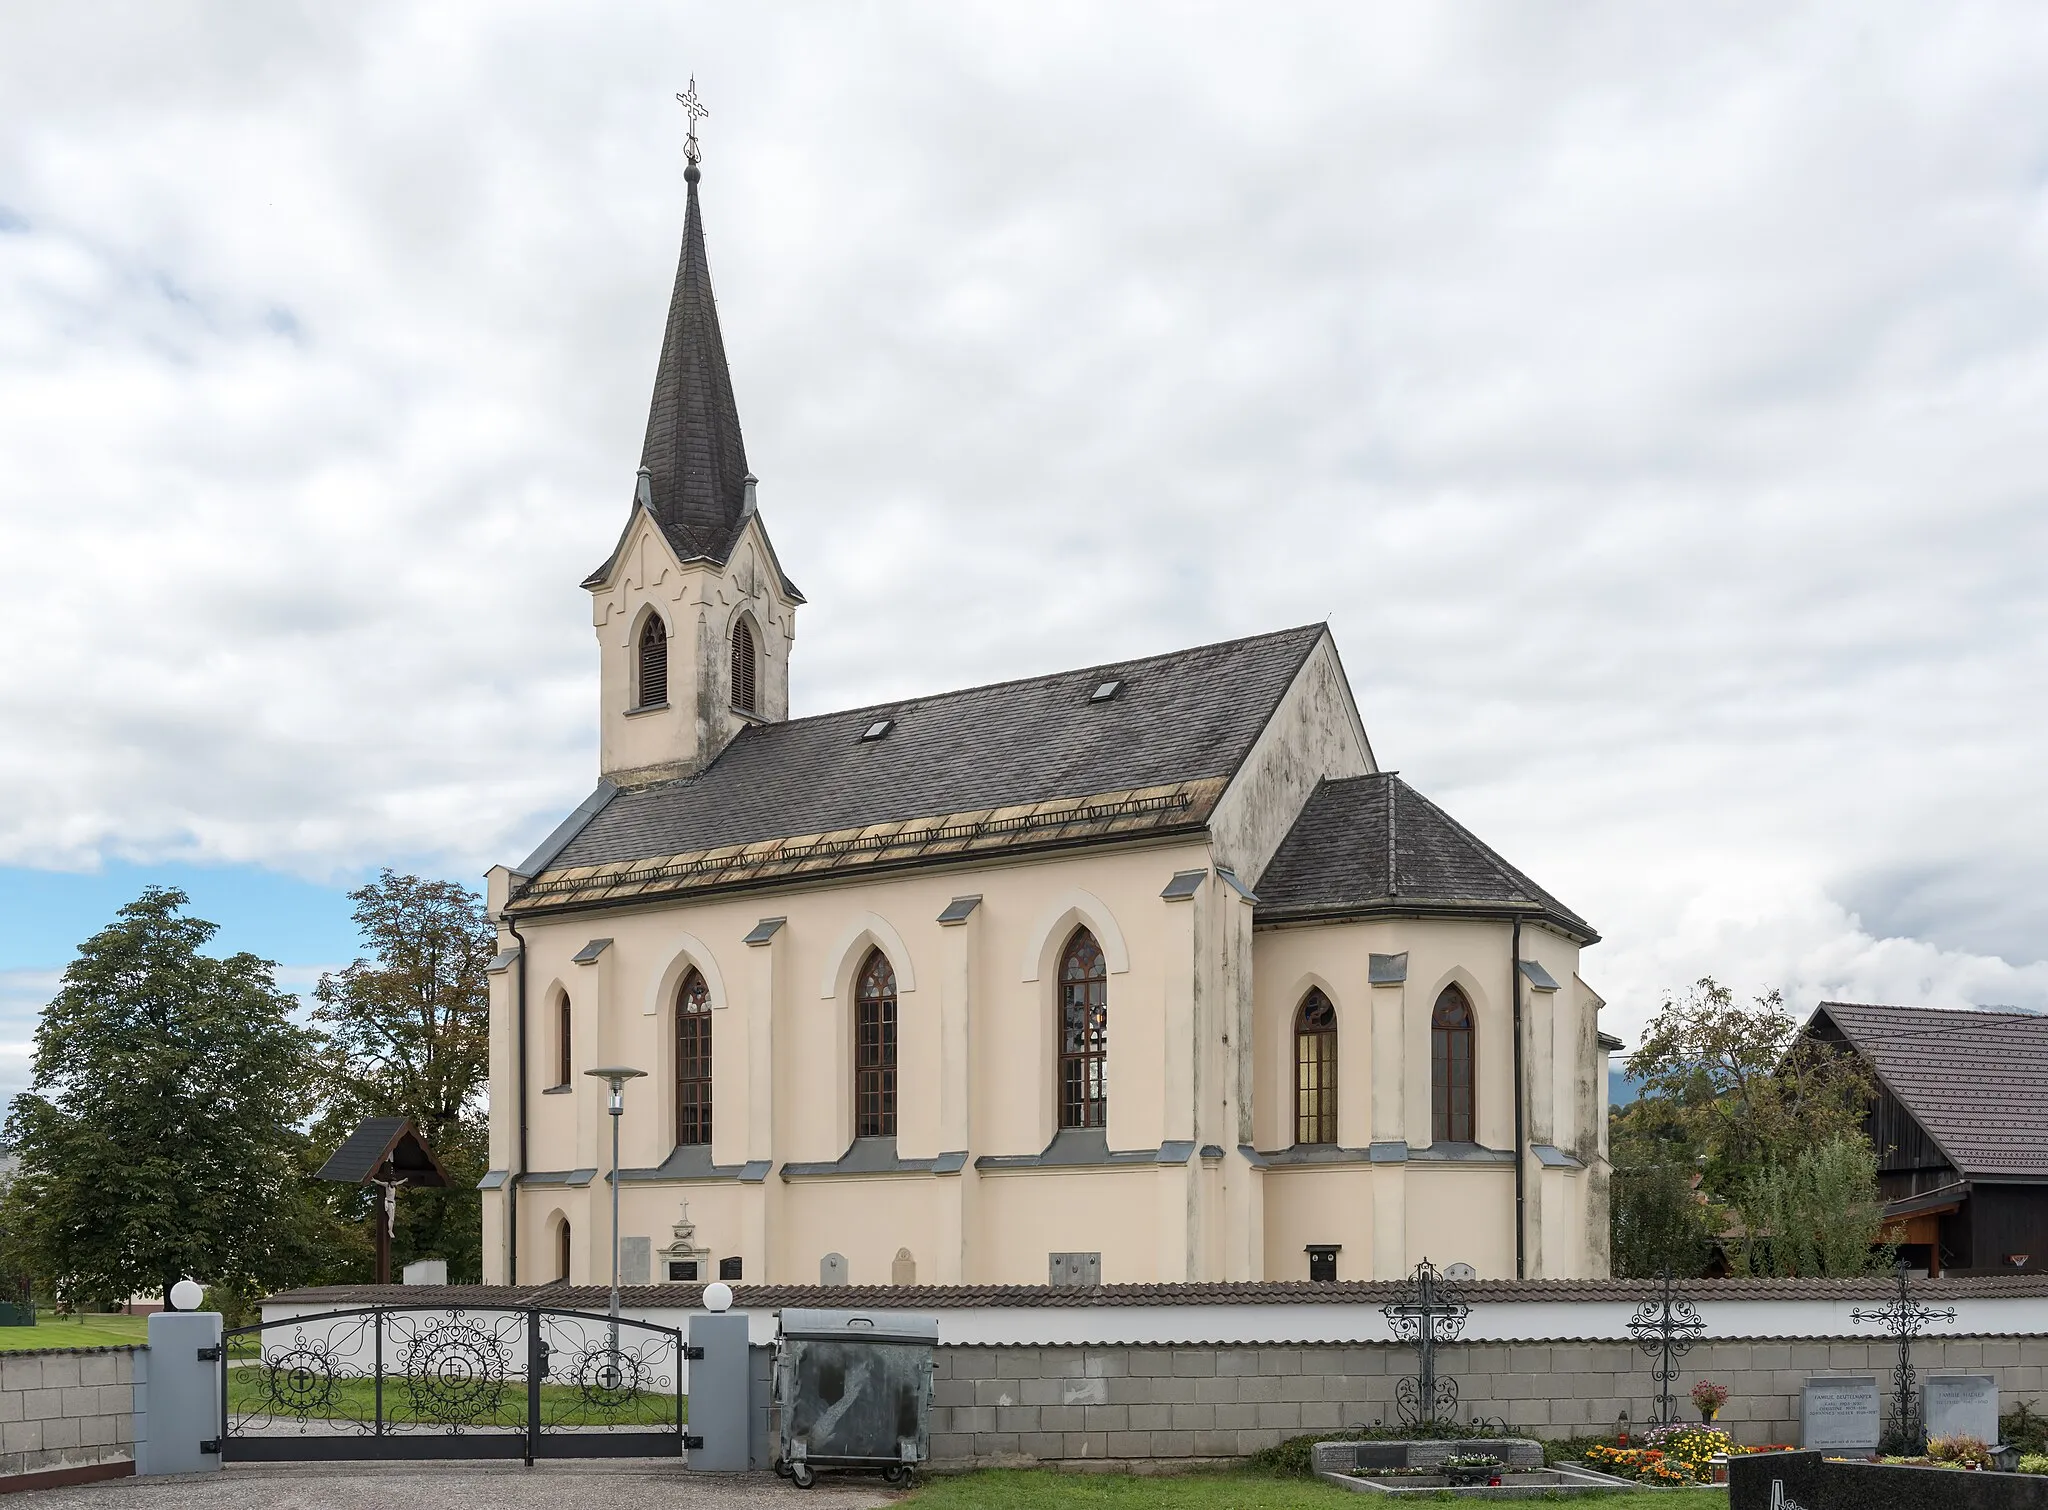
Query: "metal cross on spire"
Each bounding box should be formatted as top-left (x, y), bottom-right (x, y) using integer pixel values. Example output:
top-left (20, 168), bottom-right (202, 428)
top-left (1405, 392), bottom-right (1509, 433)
top-left (677, 77), bottom-right (709, 165)
top-left (1382, 1258), bottom-right (1470, 1427)
top-left (1852, 1261), bottom-right (1955, 1454)
top-left (1627, 1269), bottom-right (1706, 1426)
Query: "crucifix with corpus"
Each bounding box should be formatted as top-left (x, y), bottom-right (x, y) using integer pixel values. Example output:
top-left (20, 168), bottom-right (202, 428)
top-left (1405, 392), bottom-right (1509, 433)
top-left (315, 1117), bottom-right (452, 1284)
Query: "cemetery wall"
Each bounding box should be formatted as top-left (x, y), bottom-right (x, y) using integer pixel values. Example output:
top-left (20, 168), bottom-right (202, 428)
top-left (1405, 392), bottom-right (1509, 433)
top-left (0, 1347), bottom-right (138, 1484)
top-left (925, 1337), bottom-right (2048, 1465)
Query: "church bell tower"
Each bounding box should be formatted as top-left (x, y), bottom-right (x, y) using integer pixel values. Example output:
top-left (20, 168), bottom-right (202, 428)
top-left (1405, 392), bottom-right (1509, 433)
top-left (581, 89), bottom-right (802, 785)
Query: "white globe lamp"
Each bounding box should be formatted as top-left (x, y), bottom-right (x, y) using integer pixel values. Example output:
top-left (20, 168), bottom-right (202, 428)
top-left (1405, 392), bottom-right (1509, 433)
top-left (168, 1279), bottom-right (205, 1312)
top-left (703, 1281), bottom-right (733, 1313)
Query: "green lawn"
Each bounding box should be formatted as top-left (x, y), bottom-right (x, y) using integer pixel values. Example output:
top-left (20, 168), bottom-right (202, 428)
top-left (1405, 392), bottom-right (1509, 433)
top-left (226, 1365), bottom-right (684, 1430)
top-left (900, 1469), bottom-right (1726, 1508)
top-left (0, 1314), bottom-right (151, 1351)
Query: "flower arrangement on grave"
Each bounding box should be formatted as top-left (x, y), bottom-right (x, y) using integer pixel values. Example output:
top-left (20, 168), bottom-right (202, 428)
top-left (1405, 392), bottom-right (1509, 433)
top-left (1586, 1428), bottom-right (1757, 1485)
top-left (1442, 1453), bottom-right (1507, 1487)
top-left (1691, 1379), bottom-right (1730, 1421)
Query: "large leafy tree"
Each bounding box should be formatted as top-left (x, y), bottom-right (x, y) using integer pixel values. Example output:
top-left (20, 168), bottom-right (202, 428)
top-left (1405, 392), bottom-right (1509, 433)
top-left (0, 888), bottom-right (325, 1306)
top-left (1612, 977), bottom-right (1889, 1276)
top-left (311, 871), bottom-right (493, 1282)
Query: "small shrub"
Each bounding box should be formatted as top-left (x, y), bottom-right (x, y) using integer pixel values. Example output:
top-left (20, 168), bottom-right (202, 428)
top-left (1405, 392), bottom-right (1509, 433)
top-left (1927, 1433), bottom-right (1992, 1469)
top-left (2016, 1453), bottom-right (2048, 1475)
top-left (2004, 1403), bottom-right (2048, 1454)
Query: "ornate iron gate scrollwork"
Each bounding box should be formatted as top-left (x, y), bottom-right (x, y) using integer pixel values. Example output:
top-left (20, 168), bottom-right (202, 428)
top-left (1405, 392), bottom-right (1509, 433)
top-left (219, 1305), bottom-right (687, 1463)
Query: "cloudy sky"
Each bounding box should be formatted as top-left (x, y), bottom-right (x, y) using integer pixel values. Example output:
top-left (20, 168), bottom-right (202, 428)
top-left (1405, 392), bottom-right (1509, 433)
top-left (3, 2), bottom-right (2046, 1101)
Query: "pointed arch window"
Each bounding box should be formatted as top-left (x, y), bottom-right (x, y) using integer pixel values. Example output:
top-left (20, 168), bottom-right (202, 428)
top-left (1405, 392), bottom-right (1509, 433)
top-left (676, 968), bottom-right (712, 1146)
top-left (1432, 984), bottom-right (1476, 1143)
top-left (730, 617), bottom-right (758, 714)
top-left (554, 993), bottom-right (572, 1087)
top-left (1058, 928), bottom-right (1109, 1129)
top-left (1294, 988), bottom-right (1338, 1145)
top-left (556, 1219), bottom-right (572, 1283)
top-left (855, 949), bottom-right (898, 1138)
top-left (637, 612), bottom-right (669, 708)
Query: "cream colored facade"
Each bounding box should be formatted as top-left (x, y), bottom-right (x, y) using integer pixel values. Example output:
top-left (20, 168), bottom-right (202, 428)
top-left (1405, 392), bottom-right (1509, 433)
top-left (479, 156), bottom-right (1612, 1291)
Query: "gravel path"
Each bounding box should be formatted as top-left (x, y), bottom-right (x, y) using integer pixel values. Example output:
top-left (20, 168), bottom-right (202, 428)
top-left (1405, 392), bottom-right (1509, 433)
top-left (13, 1462), bottom-right (897, 1509)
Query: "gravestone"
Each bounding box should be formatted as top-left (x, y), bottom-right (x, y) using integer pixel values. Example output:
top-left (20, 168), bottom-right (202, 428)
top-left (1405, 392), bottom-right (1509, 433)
top-left (1801, 1375), bottom-right (1881, 1454)
top-left (891, 1247), bottom-right (917, 1285)
top-left (400, 1258), bottom-right (447, 1285)
top-left (820, 1251), bottom-right (848, 1286)
top-left (1924, 1374), bottom-right (1999, 1445)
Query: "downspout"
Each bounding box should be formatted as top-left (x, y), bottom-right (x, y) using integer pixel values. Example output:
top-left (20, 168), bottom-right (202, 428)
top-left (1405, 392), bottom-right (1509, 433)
top-left (506, 910), bottom-right (530, 1287)
top-left (1511, 915), bottom-right (1526, 1280)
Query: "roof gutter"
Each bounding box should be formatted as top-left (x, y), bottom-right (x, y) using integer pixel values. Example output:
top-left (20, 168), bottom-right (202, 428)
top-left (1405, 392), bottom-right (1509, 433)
top-left (1512, 915), bottom-right (1527, 1281)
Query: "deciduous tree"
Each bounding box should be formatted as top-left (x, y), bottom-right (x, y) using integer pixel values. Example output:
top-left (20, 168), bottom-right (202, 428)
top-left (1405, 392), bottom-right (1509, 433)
top-left (0, 889), bottom-right (325, 1306)
top-left (311, 871), bottom-right (493, 1282)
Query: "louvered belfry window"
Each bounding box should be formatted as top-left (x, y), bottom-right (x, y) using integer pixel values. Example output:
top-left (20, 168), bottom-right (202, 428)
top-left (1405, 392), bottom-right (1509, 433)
top-left (1295, 989), bottom-right (1338, 1145)
top-left (855, 949), bottom-right (898, 1138)
top-left (1059, 928), bottom-right (1109, 1129)
top-left (730, 617), bottom-right (758, 713)
top-left (676, 968), bottom-right (712, 1146)
top-left (638, 613), bottom-right (668, 708)
top-left (1432, 984), bottom-right (1476, 1143)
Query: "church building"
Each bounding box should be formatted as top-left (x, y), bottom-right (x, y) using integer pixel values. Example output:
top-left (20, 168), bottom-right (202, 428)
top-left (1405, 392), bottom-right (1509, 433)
top-left (481, 143), bottom-right (1615, 1290)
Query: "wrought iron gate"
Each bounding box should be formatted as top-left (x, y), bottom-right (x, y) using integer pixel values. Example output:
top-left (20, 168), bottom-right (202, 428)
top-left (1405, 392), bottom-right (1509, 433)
top-left (219, 1305), bottom-right (693, 1463)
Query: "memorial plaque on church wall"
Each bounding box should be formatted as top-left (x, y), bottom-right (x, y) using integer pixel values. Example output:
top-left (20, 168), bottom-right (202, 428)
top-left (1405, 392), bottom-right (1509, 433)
top-left (1923, 1374), bottom-right (1999, 1445)
top-left (1801, 1376), bottom-right (1880, 1453)
top-left (620, 1235), bottom-right (651, 1286)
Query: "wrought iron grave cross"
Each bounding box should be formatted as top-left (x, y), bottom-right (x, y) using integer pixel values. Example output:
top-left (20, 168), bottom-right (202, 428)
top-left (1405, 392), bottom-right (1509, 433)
top-left (1627, 1269), bottom-right (1706, 1425)
top-left (1852, 1261), bottom-right (1954, 1454)
top-left (676, 77), bottom-right (709, 164)
top-left (1382, 1258), bottom-right (1470, 1426)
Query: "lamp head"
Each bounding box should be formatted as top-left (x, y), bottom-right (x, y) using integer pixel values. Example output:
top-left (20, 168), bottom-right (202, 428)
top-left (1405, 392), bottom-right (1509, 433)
top-left (585, 1065), bottom-right (646, 1112)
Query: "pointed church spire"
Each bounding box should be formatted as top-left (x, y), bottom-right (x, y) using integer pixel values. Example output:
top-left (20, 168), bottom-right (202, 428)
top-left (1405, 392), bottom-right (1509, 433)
top-left (637, 87), bottom-right (750, 563)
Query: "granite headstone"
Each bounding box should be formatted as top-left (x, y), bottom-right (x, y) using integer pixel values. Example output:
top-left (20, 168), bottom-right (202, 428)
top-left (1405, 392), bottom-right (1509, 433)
top-left (1924, 1374), bottom-right (1999, 1445)
top-left (1801, 1375), bottom-right (1881, 1454)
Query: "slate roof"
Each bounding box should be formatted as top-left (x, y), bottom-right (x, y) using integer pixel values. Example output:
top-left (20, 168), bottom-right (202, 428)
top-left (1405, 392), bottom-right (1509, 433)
top-left (1808, 1002), bottom-right (2048, 1179)
top-left (1254, 773), bottom-right (1597, 942)
top-left (267, 1272), bottom-right (2048, 1312)
top-left (515, 625), bottom-right (1327, 897)
top-left (583, 161), bottom-right (797, 596)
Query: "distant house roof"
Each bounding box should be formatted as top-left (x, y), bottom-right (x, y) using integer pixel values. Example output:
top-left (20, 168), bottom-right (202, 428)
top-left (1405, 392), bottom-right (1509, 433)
top-left (1253, 773), bottom-right (1597, 942)
top-left (1807, 1002), bottom-right (2048, 1180)
top-left (510, 625), bottom-right (1328, 912)
top-left (316, 1117), bottom-right (451, 1188)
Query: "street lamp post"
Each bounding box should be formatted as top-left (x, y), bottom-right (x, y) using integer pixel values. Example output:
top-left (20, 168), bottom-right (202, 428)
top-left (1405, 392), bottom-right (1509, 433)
top-left (584, 1065), bottom-right (646, 1322)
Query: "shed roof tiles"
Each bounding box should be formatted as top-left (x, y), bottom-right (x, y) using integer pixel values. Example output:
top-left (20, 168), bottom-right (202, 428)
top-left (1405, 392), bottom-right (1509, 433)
top-left (1809, 1001), bottom-right (2048, 1179)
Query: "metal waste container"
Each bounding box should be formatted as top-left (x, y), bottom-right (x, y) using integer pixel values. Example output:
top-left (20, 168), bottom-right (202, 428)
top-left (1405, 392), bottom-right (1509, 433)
top-left (773, 1307), bottom-right (938, 1488)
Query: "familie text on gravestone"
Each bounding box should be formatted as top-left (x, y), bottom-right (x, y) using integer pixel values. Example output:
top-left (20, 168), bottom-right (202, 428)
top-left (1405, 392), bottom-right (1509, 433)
top-left (1800, 1376), bottom-right (1880, 1454)
top-left (1922, 1375), bottom-right (1999, 1446)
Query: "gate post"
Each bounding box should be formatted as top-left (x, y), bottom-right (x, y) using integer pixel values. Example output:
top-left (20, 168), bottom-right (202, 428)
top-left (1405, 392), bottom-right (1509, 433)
top-left (684, 1311), bottom-right (749, 1472)
top-left (524, 1309), bottom-right (541, 1468)
top-left (135, 1310), bottom-right (225, 1478)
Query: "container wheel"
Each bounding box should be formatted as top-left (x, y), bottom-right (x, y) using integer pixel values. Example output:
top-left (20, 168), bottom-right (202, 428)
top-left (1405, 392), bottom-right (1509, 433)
top-left (883, 1465), bottom-right (912, 1485)
top-left (773, 1459), bottom-right (792, 1479)
top-left (789, 1462), bottom-right (815, 1489)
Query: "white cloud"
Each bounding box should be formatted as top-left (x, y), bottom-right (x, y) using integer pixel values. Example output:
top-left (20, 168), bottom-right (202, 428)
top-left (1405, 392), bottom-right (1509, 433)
top-left (0, 3), bottom-right (2044, 1047)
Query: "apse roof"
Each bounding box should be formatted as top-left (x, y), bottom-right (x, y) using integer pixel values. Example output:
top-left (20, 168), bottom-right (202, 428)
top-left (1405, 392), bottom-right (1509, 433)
top-left (1254, 772), bottom-right (1597, 942)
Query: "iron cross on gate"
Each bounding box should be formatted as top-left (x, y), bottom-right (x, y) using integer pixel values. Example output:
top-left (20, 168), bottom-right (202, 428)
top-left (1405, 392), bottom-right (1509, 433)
top-left (1382, 1258), bottom-right (1471, 1426)
top-left (1627, 1268), bottom-right (1707, 1425)
top-left (1852, 1261), bottom-right (1955, 1454)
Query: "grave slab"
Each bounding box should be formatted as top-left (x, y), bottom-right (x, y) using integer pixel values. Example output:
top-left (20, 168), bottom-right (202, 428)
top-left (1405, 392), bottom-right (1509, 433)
top-left (1801, 1374), bottom-right (1880, 1454)
top-left (1924, 1374), bottom-right (2000, 1446)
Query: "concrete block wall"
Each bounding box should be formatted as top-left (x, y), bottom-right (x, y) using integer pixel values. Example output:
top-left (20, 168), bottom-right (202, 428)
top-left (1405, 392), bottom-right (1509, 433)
top-left (927, 1337), bottom-right (2048, 1465)
top-left (0, 1348), bottom-right (139, 1480)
